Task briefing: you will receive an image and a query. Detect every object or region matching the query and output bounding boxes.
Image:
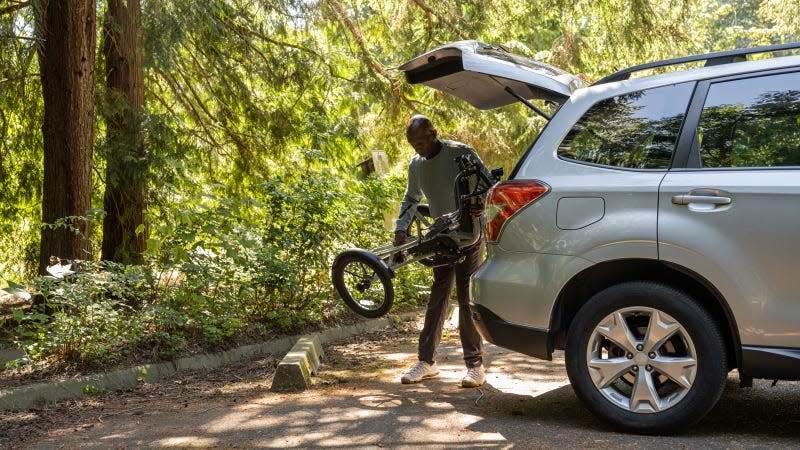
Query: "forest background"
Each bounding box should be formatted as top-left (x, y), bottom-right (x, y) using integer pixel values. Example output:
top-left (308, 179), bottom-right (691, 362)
top-left (0, 0), bottom-right (798, 375)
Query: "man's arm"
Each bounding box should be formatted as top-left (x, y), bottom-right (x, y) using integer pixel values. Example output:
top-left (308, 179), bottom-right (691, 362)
top-left (394, 160), bottom-right (422, 245)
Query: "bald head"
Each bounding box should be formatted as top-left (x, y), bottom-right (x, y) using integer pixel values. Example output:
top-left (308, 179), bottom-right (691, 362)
top-left (406, 115), bottom-right (439, 159)
top-left (406, 114), bottom-right (434, 135)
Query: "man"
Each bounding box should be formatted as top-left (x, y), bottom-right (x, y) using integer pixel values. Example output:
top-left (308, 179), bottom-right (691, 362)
top-left (395, 114), bottom-right (487, 388)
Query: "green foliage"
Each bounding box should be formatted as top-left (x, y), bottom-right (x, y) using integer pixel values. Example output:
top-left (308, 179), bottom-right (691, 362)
top-left (6, 167), bottom-right (427, 366)
top-left (0, 5), bottom-right (43, 282)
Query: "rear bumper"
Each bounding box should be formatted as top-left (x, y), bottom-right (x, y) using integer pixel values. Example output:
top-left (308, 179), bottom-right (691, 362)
top-left (470, 303), bottom-right (553, 360)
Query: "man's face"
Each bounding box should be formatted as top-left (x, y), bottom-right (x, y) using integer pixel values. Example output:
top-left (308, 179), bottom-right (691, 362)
top-left (406, 126), bottom-right (437, 158)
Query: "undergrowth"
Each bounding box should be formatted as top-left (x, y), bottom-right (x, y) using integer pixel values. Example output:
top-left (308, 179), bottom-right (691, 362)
top-left (1, 169), bottom-right (429, 374)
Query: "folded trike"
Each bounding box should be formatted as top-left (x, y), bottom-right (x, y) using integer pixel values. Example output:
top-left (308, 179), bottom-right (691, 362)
top-left (332, 154), bottom-right (502, 318)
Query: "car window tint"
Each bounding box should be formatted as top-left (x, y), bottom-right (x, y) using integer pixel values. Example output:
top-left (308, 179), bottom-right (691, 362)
top-left (697, 71), bottom-right (800, 168)
top-left (558, 83), bottom-right (693, 169)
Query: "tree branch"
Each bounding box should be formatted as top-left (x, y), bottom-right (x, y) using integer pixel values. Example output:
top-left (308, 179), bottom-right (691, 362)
top-left (410, 0), bottom-right (466, 40)
top-left (0, 1), bottom-right (31, 17)
top-left (0, 34), bottom-right (36, 40)
top-left (151, 66), bottom-right (223, 150)
top-left (216, 17), bottom-right (358, 84)
top-left (0, 73), bottom-right (40, 84)
top-left (215, 15), bottom-right (323, 60)
top-left (325, 0), bottom-right (391, 81)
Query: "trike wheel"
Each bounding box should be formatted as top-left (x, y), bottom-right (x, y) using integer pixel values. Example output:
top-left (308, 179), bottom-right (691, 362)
top-left (332, 249), bottom-right (394, 318)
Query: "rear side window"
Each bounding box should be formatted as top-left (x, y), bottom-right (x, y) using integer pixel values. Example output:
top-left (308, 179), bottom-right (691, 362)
top-left (558, 83), bottom-right (694, 169)
top-left (697, 71), bottom-right (800, 168)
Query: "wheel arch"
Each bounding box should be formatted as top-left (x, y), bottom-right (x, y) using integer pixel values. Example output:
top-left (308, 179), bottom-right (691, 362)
top-left (549, 258), bottom-right (741, 370)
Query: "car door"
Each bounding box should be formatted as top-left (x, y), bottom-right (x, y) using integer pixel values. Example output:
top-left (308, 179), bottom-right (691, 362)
top-left (400, 40), bottom-right (584, 109)
top-left (658, 69), bottom-right (800, 376)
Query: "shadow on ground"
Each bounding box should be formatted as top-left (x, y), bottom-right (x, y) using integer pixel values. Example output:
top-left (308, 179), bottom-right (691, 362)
top-left (9, 321), bottom-right (800, 449)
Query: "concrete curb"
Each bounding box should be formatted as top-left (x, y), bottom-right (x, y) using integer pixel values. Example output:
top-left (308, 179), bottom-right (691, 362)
top-left (0, 311), bottom-right (418, 411)
top-left (270, 334), bottom-right (324, 391)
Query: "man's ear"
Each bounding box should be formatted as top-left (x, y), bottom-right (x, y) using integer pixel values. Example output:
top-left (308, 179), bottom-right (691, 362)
top-left (429, 127), bottom-right (437, 139)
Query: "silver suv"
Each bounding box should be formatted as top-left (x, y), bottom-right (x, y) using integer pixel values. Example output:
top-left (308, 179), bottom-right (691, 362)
top-left (401, 41), bottom-right (800, 433)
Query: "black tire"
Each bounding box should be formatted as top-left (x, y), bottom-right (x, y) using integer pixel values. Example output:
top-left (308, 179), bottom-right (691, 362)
top-left (565, 281), bottom-right (727, 434)
top-left (332, 248), bottom-right (394, 318)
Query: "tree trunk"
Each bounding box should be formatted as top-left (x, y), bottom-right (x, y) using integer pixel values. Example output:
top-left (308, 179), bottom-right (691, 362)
top-left (101, 0), bottom-right (147, 263)
top-left (36, 0), bottom-right (96, 274)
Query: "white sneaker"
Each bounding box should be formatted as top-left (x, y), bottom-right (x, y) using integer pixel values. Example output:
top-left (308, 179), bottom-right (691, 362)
top-left (401, 361), bottom-right (439, 384)
top-left (461, 365), bottom-right (485, 388)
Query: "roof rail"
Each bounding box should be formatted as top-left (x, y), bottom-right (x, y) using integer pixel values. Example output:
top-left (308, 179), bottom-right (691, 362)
top-left (594, 42), bottom-right (800, 85)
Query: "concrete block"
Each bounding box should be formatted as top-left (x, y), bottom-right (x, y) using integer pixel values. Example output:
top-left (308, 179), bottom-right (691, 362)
top-left (0, 361), bottom-right (183, 410)
top-left (270, 334), bottom-right (324, 392)
top-left (140, 362), bottom-right (178, 383)
top-left (175, 353), bottom-right (224, 371)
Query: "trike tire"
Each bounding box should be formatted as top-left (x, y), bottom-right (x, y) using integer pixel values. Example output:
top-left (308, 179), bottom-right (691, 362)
top-left (332, 248), bottom-right (394, 318)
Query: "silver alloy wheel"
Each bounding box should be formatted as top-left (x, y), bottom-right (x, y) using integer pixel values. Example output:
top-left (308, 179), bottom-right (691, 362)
top-left (586, 306), bottom-right (698, 413)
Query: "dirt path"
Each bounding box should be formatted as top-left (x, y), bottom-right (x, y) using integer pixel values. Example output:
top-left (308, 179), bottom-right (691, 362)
top-left (3, 318), bottom-right (799, 449)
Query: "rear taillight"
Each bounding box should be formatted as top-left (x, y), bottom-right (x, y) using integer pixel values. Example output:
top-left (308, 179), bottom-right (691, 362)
top-left (485, 180), bottom-right (549, 242)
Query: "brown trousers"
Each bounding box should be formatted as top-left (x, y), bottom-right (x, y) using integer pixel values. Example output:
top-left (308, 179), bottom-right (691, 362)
top-left (418, 241), bottom-right (484, 368)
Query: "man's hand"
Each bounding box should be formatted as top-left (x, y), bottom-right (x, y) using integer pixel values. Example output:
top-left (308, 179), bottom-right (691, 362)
top-left (393, 231), bottom-right (408, 246)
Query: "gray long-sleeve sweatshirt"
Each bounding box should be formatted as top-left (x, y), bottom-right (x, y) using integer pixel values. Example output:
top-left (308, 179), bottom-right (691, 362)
top-left (394, 140), bottom-right (486, 233)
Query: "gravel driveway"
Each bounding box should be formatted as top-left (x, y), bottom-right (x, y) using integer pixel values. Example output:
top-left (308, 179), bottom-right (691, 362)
top-left (4, 317), bottom-right (799, 449)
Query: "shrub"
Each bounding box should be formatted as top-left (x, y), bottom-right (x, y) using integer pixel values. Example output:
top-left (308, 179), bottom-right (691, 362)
top-left (5, 167), bottom-right (429, 369)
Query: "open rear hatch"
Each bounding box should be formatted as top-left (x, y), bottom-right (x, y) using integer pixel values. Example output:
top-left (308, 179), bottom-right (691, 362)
top-left (400, 40), bottom-right (583, 110)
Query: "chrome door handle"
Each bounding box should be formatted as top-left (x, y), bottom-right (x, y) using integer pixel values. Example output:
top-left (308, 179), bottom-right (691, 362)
top-left (671, 195), bottom-right (732, 206)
